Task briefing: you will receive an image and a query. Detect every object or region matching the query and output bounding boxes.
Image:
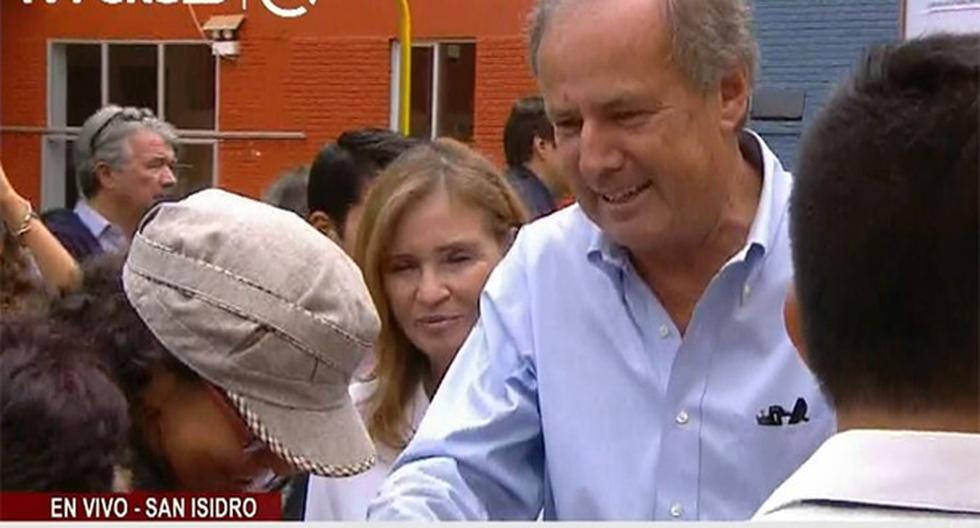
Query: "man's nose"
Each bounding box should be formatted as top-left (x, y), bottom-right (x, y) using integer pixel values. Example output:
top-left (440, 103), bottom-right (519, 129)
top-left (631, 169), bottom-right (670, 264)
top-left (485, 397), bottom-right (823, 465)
top-left (578, 120), bottom-right (625, 179)
top-left (160, 165), bottom-right (177, 188)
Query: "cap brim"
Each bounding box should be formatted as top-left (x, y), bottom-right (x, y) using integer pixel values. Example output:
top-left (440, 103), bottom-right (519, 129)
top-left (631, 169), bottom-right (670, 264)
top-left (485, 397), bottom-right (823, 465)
top-left (225, 389), bottom-right (376, 478)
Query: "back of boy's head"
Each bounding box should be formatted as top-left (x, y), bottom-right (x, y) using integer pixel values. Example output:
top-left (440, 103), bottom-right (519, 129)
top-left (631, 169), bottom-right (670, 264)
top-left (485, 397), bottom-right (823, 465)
top-left (0, 316), bottom-right (129, 491)
top-left (790, 33), bottom-right (978, 414)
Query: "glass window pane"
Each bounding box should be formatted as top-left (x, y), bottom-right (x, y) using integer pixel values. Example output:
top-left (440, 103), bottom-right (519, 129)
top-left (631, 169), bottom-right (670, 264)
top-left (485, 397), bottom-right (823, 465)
top-left (436, 43), bottom-right (476, 142)
top-left (174, 143), bottom-right (215, 198)
top-left (409, 46), bottom-right (434, 139)
top-left (66, 45), bottom-right (102, 127)
top-left (64, 139), bottom-right (79, 209)
top-left (165, 44), bottom-right (216, 130)
top-left (108, 44), bottom-right (158, 111)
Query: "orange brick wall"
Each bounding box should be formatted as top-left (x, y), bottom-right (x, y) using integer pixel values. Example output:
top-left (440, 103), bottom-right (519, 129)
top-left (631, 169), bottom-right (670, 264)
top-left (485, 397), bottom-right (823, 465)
top-left (1, 0), bottom-right (538, 206)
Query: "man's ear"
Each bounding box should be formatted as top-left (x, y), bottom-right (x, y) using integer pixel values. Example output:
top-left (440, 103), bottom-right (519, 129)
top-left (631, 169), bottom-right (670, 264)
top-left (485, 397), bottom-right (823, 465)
top-left (95, 162), bottom-right (116, 191)
top-left (307, 211), bottom-right (340, 243)
top-left (718, 67), bottom-right (751, 132)
top-left (783, 281), bottom-right (809, 368)
top-left (531, 136), bottom-right (550, 161)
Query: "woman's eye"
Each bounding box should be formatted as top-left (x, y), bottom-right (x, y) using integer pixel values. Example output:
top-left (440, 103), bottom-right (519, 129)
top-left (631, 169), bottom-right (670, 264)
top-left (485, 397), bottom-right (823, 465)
top-left (388, 261), bottom-right (417, 274)
top-left (446, 253), bottom-right (472, 265)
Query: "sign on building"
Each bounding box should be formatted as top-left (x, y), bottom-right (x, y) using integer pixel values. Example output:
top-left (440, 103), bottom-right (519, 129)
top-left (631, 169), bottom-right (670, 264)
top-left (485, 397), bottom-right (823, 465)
top-left (904, 0), bottom-right (980, 38)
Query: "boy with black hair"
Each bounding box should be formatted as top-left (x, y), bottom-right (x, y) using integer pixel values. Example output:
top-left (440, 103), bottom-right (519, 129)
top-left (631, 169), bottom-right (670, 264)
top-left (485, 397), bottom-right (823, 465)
top-left (755, 33), bottom-right (979, 520)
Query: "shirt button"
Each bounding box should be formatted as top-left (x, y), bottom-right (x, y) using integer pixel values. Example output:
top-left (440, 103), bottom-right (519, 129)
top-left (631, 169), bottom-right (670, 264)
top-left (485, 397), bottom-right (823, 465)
top-left (743, 283), bottom-right (752, 299)
top-left (658, 324), bottom-right (671, 338)
top-left (670, 503), bottom-right (684, 518)
top-left (675, 410), bottom-right (689, 425)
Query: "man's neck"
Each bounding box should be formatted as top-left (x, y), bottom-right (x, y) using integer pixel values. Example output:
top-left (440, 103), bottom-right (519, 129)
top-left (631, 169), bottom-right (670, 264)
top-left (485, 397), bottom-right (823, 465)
top-left (632, 145), bottom-right (762, 334)
top-left (88, 193), bottom-right (138, 236)
top-left (838, 406), bottom-right (980, 434)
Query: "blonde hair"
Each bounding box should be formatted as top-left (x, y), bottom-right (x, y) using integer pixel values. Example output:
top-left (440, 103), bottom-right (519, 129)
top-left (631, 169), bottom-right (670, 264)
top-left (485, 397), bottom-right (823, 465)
top-left (354, 138), bottom-right (527, 450)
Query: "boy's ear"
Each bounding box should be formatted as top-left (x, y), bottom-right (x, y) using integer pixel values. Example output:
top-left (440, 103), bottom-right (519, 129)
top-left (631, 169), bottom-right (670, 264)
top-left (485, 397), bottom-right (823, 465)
top-left (783, 281), bottom-right (809, 368)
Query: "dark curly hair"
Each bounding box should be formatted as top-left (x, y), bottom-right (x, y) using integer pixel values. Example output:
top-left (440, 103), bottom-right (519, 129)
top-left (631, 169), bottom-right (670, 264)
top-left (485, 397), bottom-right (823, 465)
top-left (47, 253), bottom-right (198, 489)
top-left (0, 315), bottom-right (129, 491)
top-left (50, 253), bottom-right (194, 400)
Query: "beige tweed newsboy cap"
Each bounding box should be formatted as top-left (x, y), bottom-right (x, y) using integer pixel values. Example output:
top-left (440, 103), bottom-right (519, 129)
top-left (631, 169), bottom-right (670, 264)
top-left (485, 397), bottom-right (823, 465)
top-left (122, 189), bottom-right (380, 478)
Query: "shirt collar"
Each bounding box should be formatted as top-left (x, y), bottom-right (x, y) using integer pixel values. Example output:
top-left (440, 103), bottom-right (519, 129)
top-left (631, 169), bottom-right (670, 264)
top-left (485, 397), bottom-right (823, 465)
top-left (585, 130), bottom-right (790, 271)
top-left (758, 429), bottom-right (980, 516)
top-left (74, 199), bottom-right (113, 239)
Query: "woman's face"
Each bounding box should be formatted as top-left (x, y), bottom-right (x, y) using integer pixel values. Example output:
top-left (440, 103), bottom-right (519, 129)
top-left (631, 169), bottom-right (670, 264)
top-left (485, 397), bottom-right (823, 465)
top-left (382, 189), bottom-right (504, 383)
top-left (140, 370), bottom-right (291, 491)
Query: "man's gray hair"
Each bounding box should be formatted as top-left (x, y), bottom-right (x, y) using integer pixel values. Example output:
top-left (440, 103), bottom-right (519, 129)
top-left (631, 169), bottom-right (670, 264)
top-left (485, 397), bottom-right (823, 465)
top-left (528, 0), bottom-right (759, 92)
top-left (74, 105), bottom-right (179, 199)
top-left (261, 165), bottom-right (310, 217)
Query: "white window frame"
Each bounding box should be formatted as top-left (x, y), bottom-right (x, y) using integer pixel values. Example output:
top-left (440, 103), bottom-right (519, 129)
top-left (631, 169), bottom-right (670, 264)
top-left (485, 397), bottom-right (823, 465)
top-left (43, 39), bottom-right (220, 210)
top-left (389, 39), bottom-right (475, 139)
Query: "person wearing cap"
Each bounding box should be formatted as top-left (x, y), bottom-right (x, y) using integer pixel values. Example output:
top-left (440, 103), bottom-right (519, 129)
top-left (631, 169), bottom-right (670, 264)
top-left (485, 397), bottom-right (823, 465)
top-left (44, 105), bottom-right (178, 262)
top-left (53, 189), bottom-right (380, 491)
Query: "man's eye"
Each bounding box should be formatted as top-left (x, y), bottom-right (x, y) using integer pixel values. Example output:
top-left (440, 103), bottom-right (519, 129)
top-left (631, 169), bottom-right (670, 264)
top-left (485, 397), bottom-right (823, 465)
top-left (614, 111), bottom-right (646, 126)
top-left (555, 120), bottom-right (582, 135)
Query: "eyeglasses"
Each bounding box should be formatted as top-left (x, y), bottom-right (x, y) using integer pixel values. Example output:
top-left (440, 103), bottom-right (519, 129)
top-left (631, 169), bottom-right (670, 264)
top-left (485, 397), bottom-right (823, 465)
top-left (88, 107), bottom-right (156, 154)
top-left (203, 383), bottom-right (291, 493)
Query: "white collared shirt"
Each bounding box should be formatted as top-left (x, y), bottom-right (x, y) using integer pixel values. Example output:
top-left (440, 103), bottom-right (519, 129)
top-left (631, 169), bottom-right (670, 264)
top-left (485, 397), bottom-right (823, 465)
top-left (304, 380), bottom-right (429, 520)
top-left (754, 429), bottom-right (980, 520)
top-left (74, 200), bottom-right (128, 254)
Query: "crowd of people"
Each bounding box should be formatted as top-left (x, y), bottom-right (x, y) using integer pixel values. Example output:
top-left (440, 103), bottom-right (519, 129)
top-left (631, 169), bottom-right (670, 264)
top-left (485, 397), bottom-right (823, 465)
top-left (0, 0), bottom-right (977, 521)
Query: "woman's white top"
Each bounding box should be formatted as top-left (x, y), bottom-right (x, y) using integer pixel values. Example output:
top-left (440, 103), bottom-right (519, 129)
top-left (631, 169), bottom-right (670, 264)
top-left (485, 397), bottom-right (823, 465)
top-left (304, 379), bottom-right (429, 520)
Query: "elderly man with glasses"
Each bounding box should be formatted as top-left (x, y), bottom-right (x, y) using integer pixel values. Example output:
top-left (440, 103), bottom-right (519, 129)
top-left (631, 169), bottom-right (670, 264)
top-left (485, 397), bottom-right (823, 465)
top-left (44, 105), bottom-right (178, 261)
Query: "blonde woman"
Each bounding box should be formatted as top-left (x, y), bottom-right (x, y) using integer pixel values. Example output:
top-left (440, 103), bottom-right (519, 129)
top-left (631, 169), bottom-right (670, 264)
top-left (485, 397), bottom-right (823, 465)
top-left (304, 138), bottom-right (527, 520)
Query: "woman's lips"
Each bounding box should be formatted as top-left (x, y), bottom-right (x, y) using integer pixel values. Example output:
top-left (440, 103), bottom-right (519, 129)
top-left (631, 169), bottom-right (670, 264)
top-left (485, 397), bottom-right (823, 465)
top-left (416, 314), bottom-right (463, 331)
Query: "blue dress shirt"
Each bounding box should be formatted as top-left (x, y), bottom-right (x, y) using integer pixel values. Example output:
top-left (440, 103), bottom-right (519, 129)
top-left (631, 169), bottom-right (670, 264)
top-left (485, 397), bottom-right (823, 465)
top-left (74, 200), bottom-right (127, 254)
top-left (368, 133), bottom-right (834, 521)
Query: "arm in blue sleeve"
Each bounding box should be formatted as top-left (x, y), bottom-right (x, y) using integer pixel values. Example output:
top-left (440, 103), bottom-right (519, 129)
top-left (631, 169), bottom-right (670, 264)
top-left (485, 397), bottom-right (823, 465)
top-left (367, 248), bottom-right (544, 520)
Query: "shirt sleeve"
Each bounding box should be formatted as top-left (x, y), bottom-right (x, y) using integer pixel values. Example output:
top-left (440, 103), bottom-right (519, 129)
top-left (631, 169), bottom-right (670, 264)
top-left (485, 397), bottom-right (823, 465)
top-left (366, 240), bottom-right (545, 520)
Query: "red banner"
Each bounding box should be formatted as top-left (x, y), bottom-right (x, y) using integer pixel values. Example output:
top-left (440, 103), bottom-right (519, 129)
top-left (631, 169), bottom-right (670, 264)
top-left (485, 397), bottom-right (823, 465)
top-left (0, 493), bottom-right (281, 521)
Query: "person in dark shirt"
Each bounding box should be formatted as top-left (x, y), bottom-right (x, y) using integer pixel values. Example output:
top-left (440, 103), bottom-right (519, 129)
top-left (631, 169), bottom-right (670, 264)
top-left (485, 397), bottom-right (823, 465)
top-left (503, 96), bottom-right (570, 219)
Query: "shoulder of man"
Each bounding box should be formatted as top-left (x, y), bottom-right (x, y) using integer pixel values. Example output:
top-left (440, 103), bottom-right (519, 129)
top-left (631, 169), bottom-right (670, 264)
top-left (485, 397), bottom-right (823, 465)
top-left (501, 204), bottom-right (594, 277)
top-left (41, 208), bottom-right (102, 261)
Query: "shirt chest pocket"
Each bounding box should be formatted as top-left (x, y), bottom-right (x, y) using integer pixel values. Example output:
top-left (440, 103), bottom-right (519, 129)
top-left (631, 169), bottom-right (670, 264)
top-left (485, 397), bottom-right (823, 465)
top-left (713, 405), bottom-right (834, 499)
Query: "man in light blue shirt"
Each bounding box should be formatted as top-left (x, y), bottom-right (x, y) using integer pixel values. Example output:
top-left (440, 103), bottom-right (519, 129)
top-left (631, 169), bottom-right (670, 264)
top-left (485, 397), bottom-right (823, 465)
top-left (368, 0), bottom-right (833, 520)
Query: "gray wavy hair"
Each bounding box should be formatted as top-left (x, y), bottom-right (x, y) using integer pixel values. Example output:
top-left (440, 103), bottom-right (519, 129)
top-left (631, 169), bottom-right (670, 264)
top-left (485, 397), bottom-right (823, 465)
top-left (74, 105), bottom-right (179, 199)
top-left (261, 165), bottom-right (310, 217)
top-left (528, 0), bottom-right (759, 93)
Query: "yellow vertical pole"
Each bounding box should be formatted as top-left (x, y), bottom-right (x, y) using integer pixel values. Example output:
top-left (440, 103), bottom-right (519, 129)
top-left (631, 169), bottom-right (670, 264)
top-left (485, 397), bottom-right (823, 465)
top-left (397, 0), bottom-right (413, 136)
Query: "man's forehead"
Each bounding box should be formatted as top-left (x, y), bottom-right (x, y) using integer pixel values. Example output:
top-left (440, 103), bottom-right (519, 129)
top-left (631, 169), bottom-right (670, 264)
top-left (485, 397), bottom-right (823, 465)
top-left (539, 0), bottom-right (668, 51)
top-left (128, 129), bottom-right (175, 158)
top-left (536, 0), bottom-right (671, 81)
